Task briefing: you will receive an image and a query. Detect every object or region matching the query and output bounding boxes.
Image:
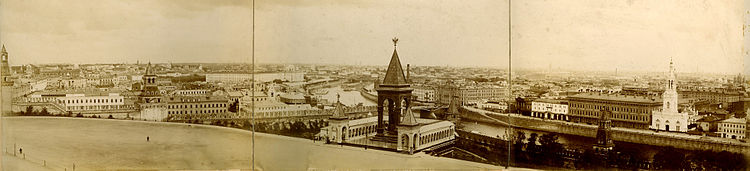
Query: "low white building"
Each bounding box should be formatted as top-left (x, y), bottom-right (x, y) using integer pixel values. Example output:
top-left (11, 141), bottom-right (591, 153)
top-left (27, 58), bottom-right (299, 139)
top-left (530, 99), bottom-right (568, 121)
top-left (57, 93), bottom-right (126, 111)
top-left (478, 100), bottom-right (508, 111)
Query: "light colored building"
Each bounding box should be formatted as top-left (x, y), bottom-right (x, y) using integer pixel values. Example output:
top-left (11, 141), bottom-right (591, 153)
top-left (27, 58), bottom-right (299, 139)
top-left (170, 89), bottom-right (211, 96)
top-left (436, 84), bottom-right (505, 105)
top-left (478, 100), bottom-right (508, 111)
top-left (531, 99), bottom-right (569, 121)
top-left (651, 59), bottom-right (689, 132)
top-left (413, 85), bottom-right (436, 102)
top-left (718, 117), bottom-right (745, 140)
top-left (165, 95), bottom-right (229, 120)
top-left (57, 93), bottom-right (126, 111)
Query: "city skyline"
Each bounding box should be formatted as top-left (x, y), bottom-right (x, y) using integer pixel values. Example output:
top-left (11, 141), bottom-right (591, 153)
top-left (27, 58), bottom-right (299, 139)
top-left (0, 0), bottom-right (747, 75)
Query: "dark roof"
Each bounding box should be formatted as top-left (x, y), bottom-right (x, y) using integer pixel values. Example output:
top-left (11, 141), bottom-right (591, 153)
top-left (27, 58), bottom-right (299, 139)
top-left (381, 48), bottom-right (407, 85)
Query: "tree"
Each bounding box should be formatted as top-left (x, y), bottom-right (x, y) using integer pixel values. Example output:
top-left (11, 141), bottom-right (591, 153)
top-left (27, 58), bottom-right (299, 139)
top-left (24, 106), bottom-right (34, 116)
top-left (526, 133), bottom-right (540, 162)
top-left (539, 133), bottom-right (564, 166)
top-left (228, 100), bottom-right (239, 113)
top-left (108, 115), bottom-right (114, 119)
top-left (652, 146), bottom-right (686, 170)
top-left (39, 107), bottom-right (49, 116)
top-left (76, 113), bottom-right (84, 117)
top-left (513, 131), bottom-right (527, 162)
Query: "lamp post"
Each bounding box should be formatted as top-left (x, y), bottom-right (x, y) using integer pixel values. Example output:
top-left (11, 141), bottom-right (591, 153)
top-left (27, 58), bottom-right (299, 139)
top-left (506, 0), bottom-right (512, 169)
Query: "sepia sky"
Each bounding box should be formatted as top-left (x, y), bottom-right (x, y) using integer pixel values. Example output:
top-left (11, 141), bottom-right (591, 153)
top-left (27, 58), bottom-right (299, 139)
top-left (0, 0), bottom-right (746, 74)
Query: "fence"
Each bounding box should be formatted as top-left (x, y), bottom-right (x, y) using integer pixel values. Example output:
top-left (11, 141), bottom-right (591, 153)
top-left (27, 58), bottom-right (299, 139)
top-left (3, 145), bottom-right (80, 171)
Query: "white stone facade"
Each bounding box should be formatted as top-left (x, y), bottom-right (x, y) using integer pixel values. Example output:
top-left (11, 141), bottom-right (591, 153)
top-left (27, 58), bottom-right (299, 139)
top-left (651, 58), bottom-right (688, 132)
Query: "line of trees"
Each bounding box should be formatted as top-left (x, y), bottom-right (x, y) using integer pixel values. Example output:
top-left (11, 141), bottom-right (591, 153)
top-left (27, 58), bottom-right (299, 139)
top-left (17, 106), bottom-right (51, 116)
top-left (252, 120), bottom-right (328, 139)
top-left (512, 132), bottom-right (566, 167)
top-left (16, 106), bottom-right (118, 120)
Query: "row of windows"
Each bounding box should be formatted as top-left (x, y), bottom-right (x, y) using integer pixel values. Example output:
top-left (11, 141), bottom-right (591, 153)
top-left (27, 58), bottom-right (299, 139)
top-left (64, 98), bottom-right (123, 104)
top-left (719, 129), bottom-right (744, 134)
top-left (168, 109), bottom-right (226, 115)
top-left (167, 103), bottom-right (226, 109)
top-left (720, 123), bottom-right (746, 129)
top-left (570, 110), bottom-right (647, 122)
top-left (570, 103), bottom-right (653, 114)
top-left (176, 91), bottom-right (208, 95)
top-left (420, 128), bottom-right (453, 145)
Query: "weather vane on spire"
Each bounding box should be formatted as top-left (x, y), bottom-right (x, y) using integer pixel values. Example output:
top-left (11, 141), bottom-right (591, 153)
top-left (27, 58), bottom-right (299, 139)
top-left (337, 93), bottom-right (341, 102)
top-left (392, 37), bottom-right (399, 47)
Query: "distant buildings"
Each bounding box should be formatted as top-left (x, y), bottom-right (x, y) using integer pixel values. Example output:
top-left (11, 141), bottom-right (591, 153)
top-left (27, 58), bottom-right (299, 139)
top-left (412, 84), bottom-right (436, 103)
top-left (478, 100), bottom-right (508, 112)
top-left (435, 83), bottom-right (504, 106)
top-left (205, 72), bottom-right (304, 83)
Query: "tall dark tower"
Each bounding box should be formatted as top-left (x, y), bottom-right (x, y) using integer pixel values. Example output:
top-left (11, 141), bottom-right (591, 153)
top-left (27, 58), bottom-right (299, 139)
top-left (141, 62), bottom-right (160, 99)
top-left (375, 38), bottom-right (413, 138)
top-left (139, 62), bottom-right (166, 121)
top-left (1, 45), bottom-right (13, 116)
top-left (593, 107), bottom-right (614, 156)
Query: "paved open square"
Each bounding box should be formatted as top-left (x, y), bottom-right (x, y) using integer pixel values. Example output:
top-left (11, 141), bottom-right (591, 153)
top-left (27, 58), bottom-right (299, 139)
top-left (1, 117), bottom-right (505, 170)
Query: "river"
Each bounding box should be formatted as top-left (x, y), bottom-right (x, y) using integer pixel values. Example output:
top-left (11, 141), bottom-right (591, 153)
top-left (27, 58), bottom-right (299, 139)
top-left (320, 86), bottom-right (377, 106)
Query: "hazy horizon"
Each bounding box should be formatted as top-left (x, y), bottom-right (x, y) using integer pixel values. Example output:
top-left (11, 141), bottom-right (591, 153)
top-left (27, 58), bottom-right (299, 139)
top-left (0, 0), bottom-right (747, 75)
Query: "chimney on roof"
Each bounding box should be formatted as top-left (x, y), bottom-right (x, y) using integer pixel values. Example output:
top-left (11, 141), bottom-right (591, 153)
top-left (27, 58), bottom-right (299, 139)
top-left (406, 64), bottom-right (410, 83)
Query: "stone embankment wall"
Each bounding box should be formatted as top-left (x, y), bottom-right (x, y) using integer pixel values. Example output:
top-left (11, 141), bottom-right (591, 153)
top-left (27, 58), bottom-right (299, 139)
top-left (460, 107), bottom-right (749, 154)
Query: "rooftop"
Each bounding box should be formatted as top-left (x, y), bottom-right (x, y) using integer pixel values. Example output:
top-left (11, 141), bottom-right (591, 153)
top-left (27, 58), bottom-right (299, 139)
top-left (381, 41), bottom-right (408, 86)
top-left (569, 92), bottom-right (661, 104)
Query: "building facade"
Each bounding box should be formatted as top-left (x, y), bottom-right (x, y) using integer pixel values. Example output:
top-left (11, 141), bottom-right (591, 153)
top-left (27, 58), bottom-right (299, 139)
top-left (531, 99), bottom-right (569, 121)
top-left (651, 59), bottom-right (689, 132)
top-left (165, 95), bottom-right (229, 120)
top-left (718, 117), bottom-right (746, 140)
top-left (58, 93), bottom-right (127, 111)
top-left (205, 72), bottom-right (304, 83)
top-left (436, 84), bottom-right (504, 106)
top-left (568, 93), bottom-right (661, 129)
top-left (412, 85), bottom-right (436, 103)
